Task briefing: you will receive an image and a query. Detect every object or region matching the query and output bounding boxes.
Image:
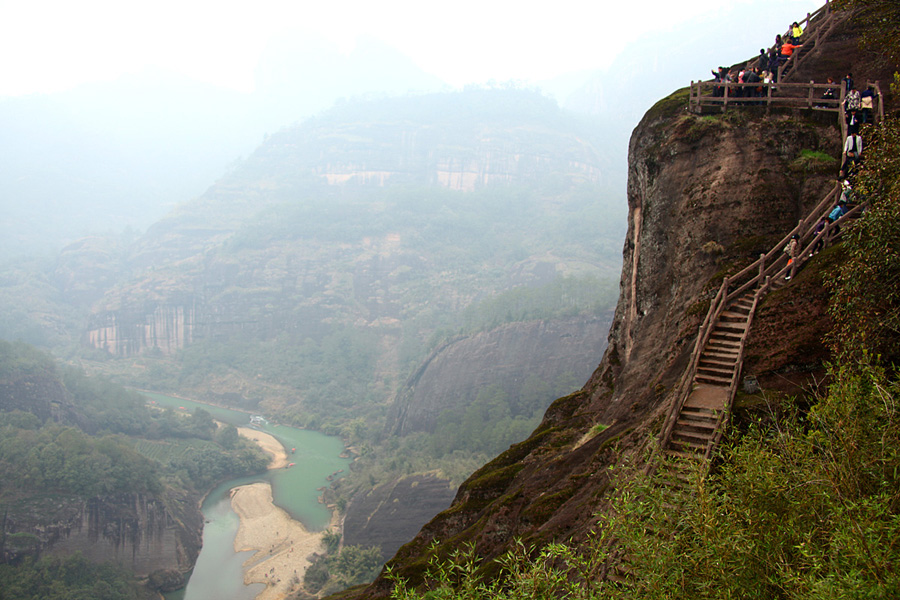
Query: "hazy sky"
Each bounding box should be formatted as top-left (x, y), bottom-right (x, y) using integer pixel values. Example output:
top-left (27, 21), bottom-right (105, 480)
top-left (2, 0), bottom-right (824, 97)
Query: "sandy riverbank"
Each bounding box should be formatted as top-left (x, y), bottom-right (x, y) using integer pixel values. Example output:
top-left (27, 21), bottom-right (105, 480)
top-left (231, 482), bottom-right (328, 600)
top-left (237, 427), bottom-right (288, 469)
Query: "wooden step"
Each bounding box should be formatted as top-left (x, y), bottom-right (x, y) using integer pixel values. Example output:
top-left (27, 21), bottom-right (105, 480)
top-left (702, 347), bottom-right (739, 360)
top-left (695, 372), bottom-right (732, 385)
top-left (679, 412), bottom-right (719, 426)
top-left (718, 310), bottom-right (750, 322)
top-left (676, 417), bottom-right (717, 431)
top-left (715, 324), bottom-right (748, 337)
top-left (664, 449), bottom-right (704, 460)
top-left (699, 356), bottom-right (736, 369)
top-left (707, 338), bottom-right (741, 351)
top-left (672, 430), bottom-right (713, 446)
top-left (683, 386), bottom-right (727, 410)
top-left (668, 438), bottom-right (708, 453)
top-left (710, 330), bottom-right (743, 342)
top-left (697, 365), bottom-right (734, 378)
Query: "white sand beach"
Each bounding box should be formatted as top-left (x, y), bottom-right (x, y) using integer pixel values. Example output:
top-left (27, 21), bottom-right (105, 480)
top-left (231, 482), bottom-right (327, 600)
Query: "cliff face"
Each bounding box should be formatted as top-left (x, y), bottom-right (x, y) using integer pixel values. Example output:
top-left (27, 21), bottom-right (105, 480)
top-left (343, 474), bottom-right (458, 563)
top-left (4, 490), bottom-right (202, 576)
top-left (349, 94), bottom-right (843, 597)
top-left (388, 315), bottom-right (612, 436)
top-left (86, 303), bottom-right (195, 357)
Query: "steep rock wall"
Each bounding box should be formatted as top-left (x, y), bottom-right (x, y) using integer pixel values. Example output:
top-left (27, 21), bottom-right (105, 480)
top-left (346, 98), bottom-right (842, 598)
top-left (3, 491), bottom-right (202, 576)
top-left (86, 303), bottom-right (196, 357)
top-left (343, 474), bottom-right (458, 563)
top-left (387, 315), bottom-right (612, 436)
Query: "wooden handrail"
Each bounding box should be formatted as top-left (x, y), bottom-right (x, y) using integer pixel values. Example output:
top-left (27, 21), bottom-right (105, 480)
top-left (658, 181), bottom-right (847, 455)
top-left (704, 283), bottom-right (764, 460)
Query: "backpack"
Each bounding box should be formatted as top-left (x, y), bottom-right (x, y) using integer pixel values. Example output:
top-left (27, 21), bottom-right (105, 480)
top-left (829, 206), bottom-right (845, 221)
top-left (846, 90), bottom-right (861, 111)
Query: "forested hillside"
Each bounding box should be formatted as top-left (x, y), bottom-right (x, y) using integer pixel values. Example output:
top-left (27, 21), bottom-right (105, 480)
top-left (0, 339), bottom-right (269, 594)
top-left (1, 88), bottom-right (623, 487)
top-left (0, 88), bottom-right (627, 586)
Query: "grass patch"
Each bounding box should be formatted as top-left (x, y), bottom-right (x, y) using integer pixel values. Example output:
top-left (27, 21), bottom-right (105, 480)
top-left (645, 87), bottom-right (691, 122)
top-left (791, 149), bottom-right (839, 173)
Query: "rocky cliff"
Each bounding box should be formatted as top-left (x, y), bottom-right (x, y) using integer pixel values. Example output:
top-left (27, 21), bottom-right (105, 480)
top-left (387, 315), bottom-right (611, 436)
top-left (4, 490), bottom-right (202, 577)
top-left (342, 71), bottom-right (877, 599)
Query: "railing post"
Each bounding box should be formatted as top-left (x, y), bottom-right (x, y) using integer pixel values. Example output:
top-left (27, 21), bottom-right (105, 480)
top-left (837, 90), bottom-right (846, 139)
top-left (808, 80), bottom-right (814, 109)
top-left (767, 81), bottom-right (773, 112)
top-left (723, 82), bottom-right (729, 112)
top-left (758, 253), bottom-right (765, 282)
top-left (876, 81), bottom-right (885, 122)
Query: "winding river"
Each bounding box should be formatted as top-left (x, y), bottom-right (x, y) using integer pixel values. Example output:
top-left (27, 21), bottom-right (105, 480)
top-left (142, 393), bottom-right (351, 600)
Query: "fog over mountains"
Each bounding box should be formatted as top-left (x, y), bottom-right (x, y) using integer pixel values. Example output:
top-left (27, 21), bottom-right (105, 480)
top-left (1, 0), bottom-right (818, 259)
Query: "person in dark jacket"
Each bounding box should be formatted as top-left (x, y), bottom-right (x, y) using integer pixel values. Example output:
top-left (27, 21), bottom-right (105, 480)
top-left (759, 49), bottom-right (769, 73)
top-left (842, 72), bottom-right (854, 95)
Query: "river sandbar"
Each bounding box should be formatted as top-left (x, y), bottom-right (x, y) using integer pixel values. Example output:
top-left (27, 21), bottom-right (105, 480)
top-left (238, 427), bottom-right (288, 469)
top-left (231, 482), bottom-right (325, 600)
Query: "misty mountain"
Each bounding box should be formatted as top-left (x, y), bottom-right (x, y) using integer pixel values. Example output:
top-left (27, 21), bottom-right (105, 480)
top-left (0, 89), bottom-right (625, 441)
top-left (0, 37), bottom-right (446, 259)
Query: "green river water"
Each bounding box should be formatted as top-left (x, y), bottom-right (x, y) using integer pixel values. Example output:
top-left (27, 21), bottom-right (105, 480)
top-left (141, 393), bottom-right (351, 600)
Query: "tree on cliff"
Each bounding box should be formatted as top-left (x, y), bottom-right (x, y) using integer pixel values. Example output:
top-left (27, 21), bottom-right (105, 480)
top-left (828, 117), bottom-right (900, 368)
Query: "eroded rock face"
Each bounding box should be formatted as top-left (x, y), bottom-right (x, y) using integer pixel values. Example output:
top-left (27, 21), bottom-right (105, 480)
top-left (5, 491), bottom-right (202, 577)
top-left (343, 474), bottom-right (458, 563)
top-left (387, 316), bottom-right (612, 436)
top-left (345, 101), bottom-right (841, 598)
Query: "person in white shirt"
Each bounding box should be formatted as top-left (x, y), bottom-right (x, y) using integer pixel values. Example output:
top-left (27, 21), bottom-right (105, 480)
top-left (841, 134), bottom-right (863, 178)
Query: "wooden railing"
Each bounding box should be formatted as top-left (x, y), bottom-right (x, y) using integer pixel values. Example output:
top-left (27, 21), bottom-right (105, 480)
top-left (690, 79), bottom-right (884, 135)
top-left (775, 1), bottom-right (843, 83)
top-left (657, 182), bottom-right (862, 456)
top-left (689, 80), bottom-right (842, 113)
top-left (689, 1), bottom-right (884, 130)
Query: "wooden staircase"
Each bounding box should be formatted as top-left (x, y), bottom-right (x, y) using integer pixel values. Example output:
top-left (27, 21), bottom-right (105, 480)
top-left (601, 182), bottom-right (866, 586)
top-left (778, 3), bottom-right (851, 84)
top-left (664, 292), bottom-right (754, 459)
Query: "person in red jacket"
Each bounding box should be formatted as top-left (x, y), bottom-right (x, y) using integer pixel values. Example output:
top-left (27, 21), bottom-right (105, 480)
top-left (777, 39), bottom-right (802, 72)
